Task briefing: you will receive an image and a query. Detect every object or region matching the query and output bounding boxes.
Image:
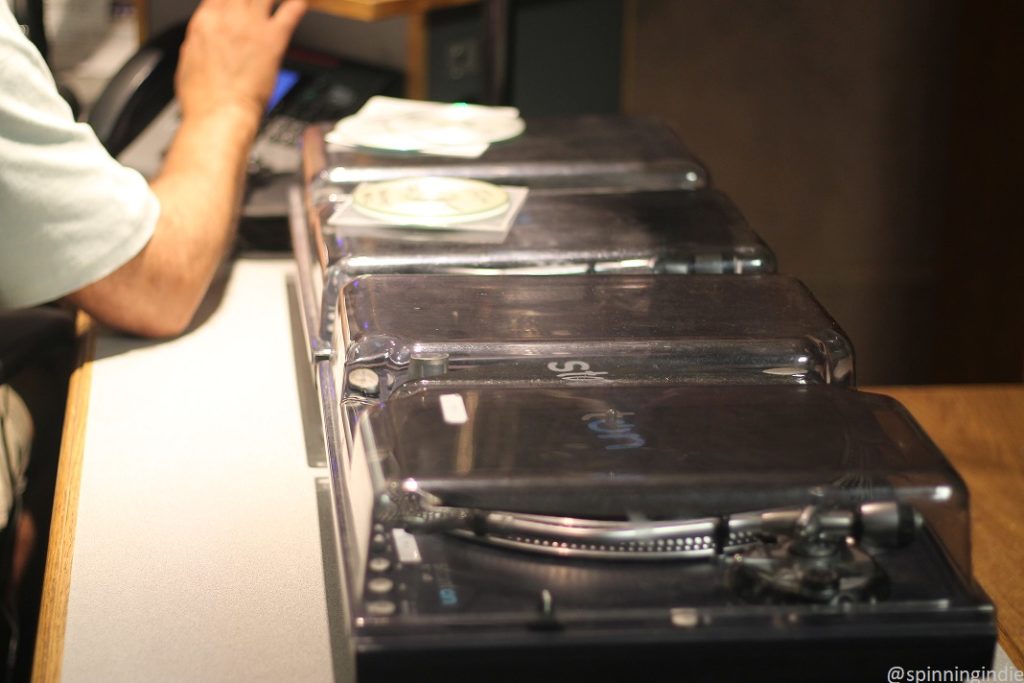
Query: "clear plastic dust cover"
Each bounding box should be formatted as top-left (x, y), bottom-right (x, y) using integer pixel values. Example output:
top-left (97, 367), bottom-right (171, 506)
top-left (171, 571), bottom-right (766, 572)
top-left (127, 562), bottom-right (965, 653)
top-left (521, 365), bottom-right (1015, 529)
top-left (303, 115), bottom-right (707, 194)
top-left (310, 188), bottom-right (775, 277)
top-left (338, 273), bottom-right (855, 395)
top-left (334, 384), bottom-right (993, 680)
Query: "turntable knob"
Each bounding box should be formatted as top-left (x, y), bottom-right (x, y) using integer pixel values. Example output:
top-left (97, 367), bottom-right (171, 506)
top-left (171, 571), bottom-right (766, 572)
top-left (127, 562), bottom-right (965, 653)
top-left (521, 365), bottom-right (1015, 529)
top-left (348, 368), bottom-right (380, 396)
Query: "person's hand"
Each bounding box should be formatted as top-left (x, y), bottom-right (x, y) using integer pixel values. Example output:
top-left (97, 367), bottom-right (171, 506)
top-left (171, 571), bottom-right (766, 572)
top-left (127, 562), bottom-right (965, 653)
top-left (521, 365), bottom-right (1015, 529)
top-left (175, 0), bottom-right (307, 129)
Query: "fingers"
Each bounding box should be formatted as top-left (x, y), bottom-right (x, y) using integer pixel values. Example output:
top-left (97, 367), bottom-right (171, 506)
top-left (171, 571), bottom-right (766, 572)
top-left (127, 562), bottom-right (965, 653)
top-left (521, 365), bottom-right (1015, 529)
top-left (271, 0), bottom-right (308, 33)
top-left (252, 0), bottom-right (276, 16)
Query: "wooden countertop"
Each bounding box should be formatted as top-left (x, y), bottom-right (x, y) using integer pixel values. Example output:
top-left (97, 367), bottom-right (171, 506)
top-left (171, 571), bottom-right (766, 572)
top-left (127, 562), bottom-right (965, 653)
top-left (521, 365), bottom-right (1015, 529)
top-left (868, 384), bottom-right (1024, 669)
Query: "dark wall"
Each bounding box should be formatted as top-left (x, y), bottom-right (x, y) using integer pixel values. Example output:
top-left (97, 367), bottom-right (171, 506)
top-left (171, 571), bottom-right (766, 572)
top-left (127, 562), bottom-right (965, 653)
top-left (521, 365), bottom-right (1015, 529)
top-left (936, 1), bottom-right (1024, 383)
top-left (625, 0), bottom-right (1022, 385)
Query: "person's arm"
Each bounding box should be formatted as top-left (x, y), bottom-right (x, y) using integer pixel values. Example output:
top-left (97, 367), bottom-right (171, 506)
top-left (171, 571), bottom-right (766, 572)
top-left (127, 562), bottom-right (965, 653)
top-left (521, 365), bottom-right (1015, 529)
top-left (66, 0), bottom-right (306, 338)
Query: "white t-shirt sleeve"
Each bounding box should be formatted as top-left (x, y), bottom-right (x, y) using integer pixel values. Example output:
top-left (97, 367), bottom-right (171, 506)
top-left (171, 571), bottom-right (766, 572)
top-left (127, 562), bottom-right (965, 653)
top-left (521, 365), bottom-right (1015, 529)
top-left (0, 3), bottom-right (160, 309)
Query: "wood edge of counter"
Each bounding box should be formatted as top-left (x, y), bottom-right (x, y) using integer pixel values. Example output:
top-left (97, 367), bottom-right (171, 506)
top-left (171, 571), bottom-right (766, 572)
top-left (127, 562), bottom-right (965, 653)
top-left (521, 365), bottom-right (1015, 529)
top-left (31, 312), bottom-right (95, 683)
top-left (999, 623), bottom-right (1024, 672)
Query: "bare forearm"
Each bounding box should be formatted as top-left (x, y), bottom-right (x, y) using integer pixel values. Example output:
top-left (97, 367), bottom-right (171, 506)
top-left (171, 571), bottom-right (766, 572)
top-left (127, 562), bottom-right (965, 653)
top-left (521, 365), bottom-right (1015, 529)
top-left (146, 105), bottom-right (263, 322)
top-left (67, 107), bottom-right (260, 338)
top-left (153, 104), bottom-right (260, 249)
top-left (65, 0), bottom-right (305, 338)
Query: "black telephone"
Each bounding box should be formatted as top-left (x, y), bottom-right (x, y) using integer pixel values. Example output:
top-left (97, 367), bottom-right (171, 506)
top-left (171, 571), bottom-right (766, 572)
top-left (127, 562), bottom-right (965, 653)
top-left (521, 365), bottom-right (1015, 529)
top-left (88, 24), bottom-right (186, 158)
top-left (89, 24), bottom-right (402, 248)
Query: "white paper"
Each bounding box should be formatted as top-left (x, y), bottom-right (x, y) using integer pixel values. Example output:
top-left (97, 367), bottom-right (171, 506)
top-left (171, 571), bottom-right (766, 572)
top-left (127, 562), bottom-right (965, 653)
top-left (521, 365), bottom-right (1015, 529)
top-left (324, 96), bottom-right (525, 158)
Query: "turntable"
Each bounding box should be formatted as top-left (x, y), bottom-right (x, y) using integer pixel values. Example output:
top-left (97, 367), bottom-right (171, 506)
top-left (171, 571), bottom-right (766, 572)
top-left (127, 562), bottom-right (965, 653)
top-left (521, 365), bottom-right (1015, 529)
top-left (302, 114), bottom-right (707, 197)
top-left (333, 273), bottom-right (854, 416)
top-left (325, 383), bottom-right (995, 682)
top-left (297, 187), bottom-right (774, 286)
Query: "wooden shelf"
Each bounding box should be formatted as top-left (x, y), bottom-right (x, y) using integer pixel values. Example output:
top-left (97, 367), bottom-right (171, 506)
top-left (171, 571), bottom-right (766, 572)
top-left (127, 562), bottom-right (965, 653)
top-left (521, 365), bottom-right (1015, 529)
top-left (306, 0), bottom-right (477, 22)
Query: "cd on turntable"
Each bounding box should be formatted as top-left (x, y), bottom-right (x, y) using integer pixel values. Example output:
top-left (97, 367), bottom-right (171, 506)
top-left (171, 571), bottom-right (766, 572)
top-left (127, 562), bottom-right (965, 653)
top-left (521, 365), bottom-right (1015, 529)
top-left (350, 177), bottom-right (512, 226)
top-left (305, 187), bottom-right (774, 280)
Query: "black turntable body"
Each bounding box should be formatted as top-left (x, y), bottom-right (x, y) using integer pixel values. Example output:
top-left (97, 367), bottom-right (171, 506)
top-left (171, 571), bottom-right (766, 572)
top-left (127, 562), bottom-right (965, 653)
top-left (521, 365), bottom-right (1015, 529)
top-left (335, 385), bottom-right (995, 682)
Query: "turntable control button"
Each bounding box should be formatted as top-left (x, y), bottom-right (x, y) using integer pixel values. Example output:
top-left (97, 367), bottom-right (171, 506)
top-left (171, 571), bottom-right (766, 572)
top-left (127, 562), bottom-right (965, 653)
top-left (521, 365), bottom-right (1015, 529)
top-left (348, 368), bottom-right (380, 396)
top-left (366, 600), bottom-right (396, 617)
top-left (368, 577), bottom-right (395, 594)
top-left (372, 533), bottom-right (387, 549)
top-left (368, 557), bottom-right (392, 573)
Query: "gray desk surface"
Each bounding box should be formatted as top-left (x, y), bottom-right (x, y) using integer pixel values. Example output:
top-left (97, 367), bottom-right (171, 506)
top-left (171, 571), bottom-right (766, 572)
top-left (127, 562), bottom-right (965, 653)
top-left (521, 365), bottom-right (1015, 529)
top-left (57, 257), bottom-right (335, 682)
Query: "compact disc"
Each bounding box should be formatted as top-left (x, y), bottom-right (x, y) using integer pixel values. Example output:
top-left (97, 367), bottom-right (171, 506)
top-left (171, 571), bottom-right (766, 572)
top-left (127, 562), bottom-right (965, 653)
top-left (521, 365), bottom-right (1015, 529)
top-left (352, 177), bottom-right (510, 226)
